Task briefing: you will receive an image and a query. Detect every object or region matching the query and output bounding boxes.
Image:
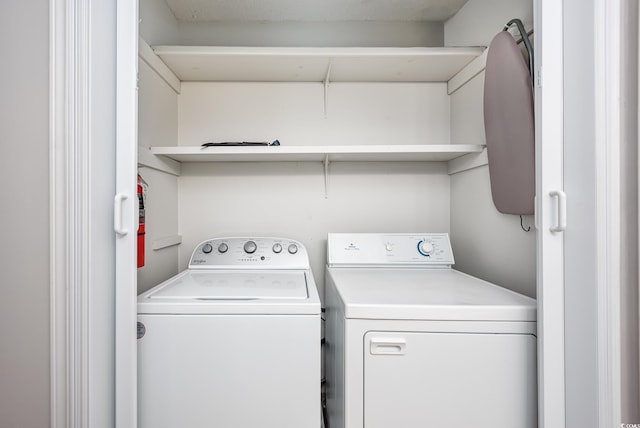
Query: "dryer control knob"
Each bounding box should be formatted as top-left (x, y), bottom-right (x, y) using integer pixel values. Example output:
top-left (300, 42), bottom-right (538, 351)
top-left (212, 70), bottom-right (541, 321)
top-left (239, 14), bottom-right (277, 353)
top-left (288, 244), bottom-right (298, 254)
top-left (217, 243), bottom-right (228, 253)
top-left (272, 243), bottom-right (283, 254)
top-left (418, 240), bottom-right (434, 256)
top-left (202, 243), bottom-right (213, 254)
top-left (244, 241), bottom-right (257, 254)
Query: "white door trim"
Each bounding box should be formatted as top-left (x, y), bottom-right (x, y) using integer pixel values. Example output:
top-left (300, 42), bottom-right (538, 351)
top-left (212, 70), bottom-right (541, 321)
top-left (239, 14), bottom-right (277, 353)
top-left (595, 0), bottom-right (623, 424)
top-left (50, 0), bottom-right (92, 426)
top-left (51, 1), bottom-right (138, 426)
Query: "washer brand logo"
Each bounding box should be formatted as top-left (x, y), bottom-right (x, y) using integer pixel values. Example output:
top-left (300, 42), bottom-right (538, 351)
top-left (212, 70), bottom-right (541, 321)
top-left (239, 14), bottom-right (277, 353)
top-left (344, 243), bottom-right (360, 251)
top-left (192, 259), bottom-right (207, 264)
top-left (137, 322), bottom-right (146, 339)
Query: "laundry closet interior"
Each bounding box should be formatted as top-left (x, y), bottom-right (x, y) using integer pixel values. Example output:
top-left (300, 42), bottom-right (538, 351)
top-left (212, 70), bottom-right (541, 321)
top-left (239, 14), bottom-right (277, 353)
top-left (136, 0), bottom-right (536, 301)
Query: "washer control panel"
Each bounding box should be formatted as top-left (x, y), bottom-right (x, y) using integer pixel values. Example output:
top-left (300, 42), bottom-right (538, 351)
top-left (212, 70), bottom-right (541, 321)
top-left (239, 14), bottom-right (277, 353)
top-left (189, 237), bottom-right (309, 269)
top-left (327, 233), bottom-right (454, 267)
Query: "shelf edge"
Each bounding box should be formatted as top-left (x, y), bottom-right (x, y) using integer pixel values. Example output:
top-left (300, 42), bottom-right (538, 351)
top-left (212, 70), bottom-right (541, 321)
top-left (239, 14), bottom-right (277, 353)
top-left (139, 38), bottom-right (181, 94)
top-left (447, 148), bottom-right (489, 175)
top-left (151, 144), bottom-right (486, 164)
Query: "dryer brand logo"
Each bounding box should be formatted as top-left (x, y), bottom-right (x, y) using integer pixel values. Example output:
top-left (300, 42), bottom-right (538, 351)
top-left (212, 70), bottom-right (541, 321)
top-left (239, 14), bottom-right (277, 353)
top-left (344, 243), bottom-right (360, 251)
top-left (192, 258), bottom-right (207, 264)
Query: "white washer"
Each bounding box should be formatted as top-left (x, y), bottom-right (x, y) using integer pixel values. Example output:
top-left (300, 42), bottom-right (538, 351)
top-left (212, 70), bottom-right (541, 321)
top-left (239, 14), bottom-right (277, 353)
top-left (138, 237), bottom-right (321, 428)
top-left (325, 233), bottom-right (537, 428)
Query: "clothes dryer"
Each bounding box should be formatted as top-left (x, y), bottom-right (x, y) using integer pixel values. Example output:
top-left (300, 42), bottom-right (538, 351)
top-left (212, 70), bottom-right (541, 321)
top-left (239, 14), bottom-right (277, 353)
top-left (325, 233), bottom-right (536, 428)
top-left (138, 237), bottom-right (321, 428)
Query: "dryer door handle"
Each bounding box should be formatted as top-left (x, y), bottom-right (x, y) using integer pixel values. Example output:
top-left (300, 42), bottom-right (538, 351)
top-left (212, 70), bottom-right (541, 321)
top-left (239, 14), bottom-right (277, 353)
top-left (369, 338), bottom-right (407, 355)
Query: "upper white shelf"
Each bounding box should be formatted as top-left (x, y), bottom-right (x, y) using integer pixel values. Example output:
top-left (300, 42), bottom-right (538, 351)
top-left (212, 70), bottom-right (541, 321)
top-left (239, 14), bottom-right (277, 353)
top-left (152, 46), bottom-right (485, 82)
top-left (150, 144), bottom-right (485, 163)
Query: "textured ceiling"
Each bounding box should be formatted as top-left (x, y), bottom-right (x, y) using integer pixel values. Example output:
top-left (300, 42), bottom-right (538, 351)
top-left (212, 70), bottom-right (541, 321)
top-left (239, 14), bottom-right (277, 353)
top-left (164, 0), bottom-right (470, 22)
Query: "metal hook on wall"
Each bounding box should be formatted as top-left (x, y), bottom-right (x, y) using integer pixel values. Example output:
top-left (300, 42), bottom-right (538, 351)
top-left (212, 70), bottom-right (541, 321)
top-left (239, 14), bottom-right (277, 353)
top-left (520, 215), bottom-right (532, 232)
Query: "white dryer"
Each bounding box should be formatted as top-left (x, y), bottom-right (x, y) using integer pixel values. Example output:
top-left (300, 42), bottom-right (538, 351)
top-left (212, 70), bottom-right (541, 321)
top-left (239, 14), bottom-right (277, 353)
top-left (325, 233), bottom-right (537, 428)
top-left (138, 237), bottom-right (321, 428)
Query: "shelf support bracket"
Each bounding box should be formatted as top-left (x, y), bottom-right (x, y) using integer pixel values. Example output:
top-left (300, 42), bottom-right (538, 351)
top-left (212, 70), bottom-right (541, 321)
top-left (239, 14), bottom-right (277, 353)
top-left (323, 62), bottom-right (332, 119)
top-left (323, 154), bottom-right (330, 199)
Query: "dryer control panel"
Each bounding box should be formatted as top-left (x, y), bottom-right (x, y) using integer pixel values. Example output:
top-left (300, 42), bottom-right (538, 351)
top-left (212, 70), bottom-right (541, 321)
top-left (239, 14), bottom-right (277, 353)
top-left (189, 237), bottom-right (310, 270)
top-left (327, 233), bottom-right (454, 268)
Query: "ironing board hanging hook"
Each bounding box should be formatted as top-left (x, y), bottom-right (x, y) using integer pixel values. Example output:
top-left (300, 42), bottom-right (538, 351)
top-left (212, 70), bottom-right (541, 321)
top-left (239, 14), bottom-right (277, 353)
top-left (504, 18), bottom-right (534, 82)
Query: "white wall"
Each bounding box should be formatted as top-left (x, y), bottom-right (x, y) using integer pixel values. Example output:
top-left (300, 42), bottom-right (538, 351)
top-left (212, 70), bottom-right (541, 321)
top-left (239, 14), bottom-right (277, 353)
top-left (175, 82), bottom-right (452, 296)
top-left (450, 166), bottom-right (536, 297)
top-left (173, 21), bottom-right (444, 47)
top-left (137, 59), bottom-right (181, 293)
top-left (139, 0), bottom-right (180, 45)
top-left (446, 0), bottom-right (536, 297)
top-left (178, 162), bottom-right (450, 297)
top-left (139, 0), bottom-right (444, 47)
top-left (445, 0), bottom-right (533, 47)
top-left (177, 82), bottom-right (450, 146)
top-left (0, 1), bottom-right (50, 427)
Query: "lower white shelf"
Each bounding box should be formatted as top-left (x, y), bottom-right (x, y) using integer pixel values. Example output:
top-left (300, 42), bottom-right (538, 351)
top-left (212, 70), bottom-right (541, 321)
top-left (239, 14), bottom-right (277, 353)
top-left (150, 144), bottom-right (485, 163)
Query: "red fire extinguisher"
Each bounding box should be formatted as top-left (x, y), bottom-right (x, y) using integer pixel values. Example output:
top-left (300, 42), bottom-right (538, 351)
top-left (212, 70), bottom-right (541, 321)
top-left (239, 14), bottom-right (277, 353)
top-left (137, 174), bottom-right (147, 268)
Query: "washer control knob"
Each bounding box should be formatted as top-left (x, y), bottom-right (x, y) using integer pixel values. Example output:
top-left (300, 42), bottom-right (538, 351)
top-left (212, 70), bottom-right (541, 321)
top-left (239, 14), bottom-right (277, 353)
top-left (385, 242), bottom-right (393, 252)
top-left (418, 240), bottom-right (434, 256)
top-left (217, 243), bottom-right (228, 253)
top-left (202, 243), bottom-right (213, 254)
top-left (244, 241), bottom-right (257, 254)
top-left (272, 243), bottom-right (283, 254)
top-left (287, 244), bottom-right (298, 254)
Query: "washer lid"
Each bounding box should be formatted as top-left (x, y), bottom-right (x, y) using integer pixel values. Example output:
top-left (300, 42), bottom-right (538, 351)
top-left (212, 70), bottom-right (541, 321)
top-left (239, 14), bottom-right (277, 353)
top-left (146, 270), bottom-right (309, 300)
top-left (327, 268), bottom-right (536, 321)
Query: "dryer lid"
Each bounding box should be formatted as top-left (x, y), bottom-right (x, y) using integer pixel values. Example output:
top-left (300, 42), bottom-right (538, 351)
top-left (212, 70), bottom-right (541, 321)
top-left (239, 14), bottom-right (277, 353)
top-left (327, 268), bottom-right (536, 321)
top-left (146, 270), bottom-right (309, 300)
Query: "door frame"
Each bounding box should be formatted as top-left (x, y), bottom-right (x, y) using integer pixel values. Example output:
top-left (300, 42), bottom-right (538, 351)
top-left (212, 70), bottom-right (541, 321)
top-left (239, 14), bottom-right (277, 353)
top-left (51, 0), bottom-right (628, 427)
top-left (593, 0), bottom-right (623, 424)
top-left (50, 0), bottom-right (94, 425)
top-left (50, 0), bottom-right (138, 427)
top-left (536, 0), bottom-right (625, 426)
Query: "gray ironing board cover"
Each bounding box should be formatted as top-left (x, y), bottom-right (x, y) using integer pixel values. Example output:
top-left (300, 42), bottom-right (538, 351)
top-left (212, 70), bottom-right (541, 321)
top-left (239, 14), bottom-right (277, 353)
top-left (483, 31), bottom-right (535, 215)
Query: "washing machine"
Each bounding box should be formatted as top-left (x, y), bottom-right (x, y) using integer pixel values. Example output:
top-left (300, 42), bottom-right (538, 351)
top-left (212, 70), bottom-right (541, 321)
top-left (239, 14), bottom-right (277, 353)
top-left (324, 233), bottom-right (537, 428)
top-left (137, 237), bottom-right (321, 428)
